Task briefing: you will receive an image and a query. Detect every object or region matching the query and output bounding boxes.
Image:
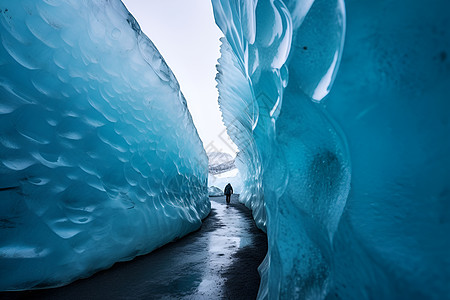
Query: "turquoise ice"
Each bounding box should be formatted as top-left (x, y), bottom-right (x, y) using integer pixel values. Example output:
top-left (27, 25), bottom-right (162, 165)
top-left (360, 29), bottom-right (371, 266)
top-left (212, 0), bottom-right (450, 299)
top-left (0, 0), bottom-right (209, 290)
top-left (1, 0), bottom-right (449, 298)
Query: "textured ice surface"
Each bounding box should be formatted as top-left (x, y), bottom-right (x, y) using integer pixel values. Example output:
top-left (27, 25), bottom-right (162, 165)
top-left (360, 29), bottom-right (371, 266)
top-left (0, 0), bottom-right (209, 290)
top-left (212, 0), bottom-right (450, 299)
top-left (207, 151), bottom-right (235, 175)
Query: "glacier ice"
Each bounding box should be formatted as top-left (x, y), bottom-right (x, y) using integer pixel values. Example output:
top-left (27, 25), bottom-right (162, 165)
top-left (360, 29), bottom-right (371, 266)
top-left (208, 186), bottom-right (223, 197)
top-left (207, 151), bottom-right (242, 195)
top-left (212, 0), bottom-right (450, 299)
top-left (208, 169), bottom-right (242, 195)
top-left (207, 151), bottom-right (235, 175)
top-left (0, 0), bottom-right (209, 290)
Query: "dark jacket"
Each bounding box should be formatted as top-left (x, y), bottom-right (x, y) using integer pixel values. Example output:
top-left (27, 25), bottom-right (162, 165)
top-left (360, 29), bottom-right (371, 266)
top-left (224, 184), bottom-right (233, 195)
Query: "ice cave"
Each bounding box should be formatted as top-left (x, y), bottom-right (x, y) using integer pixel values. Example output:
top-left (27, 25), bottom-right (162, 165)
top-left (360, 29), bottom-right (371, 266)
top-left (0, 0), bottom-right (449, 299)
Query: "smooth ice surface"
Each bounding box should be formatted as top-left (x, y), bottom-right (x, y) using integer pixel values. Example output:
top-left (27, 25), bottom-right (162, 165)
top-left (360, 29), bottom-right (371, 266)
top-left (212, 0), bottom-right (450, 299)
top-left (0, 0), bottom-right (209, 290)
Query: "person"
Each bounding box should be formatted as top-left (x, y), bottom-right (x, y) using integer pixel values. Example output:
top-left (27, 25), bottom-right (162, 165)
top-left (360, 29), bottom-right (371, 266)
top-left (224, 183), bottom-right (233, 204)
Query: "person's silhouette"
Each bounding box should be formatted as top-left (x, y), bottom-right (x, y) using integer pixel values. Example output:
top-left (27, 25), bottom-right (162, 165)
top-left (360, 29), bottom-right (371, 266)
top-left (224, 183), bottom-right (233, 204)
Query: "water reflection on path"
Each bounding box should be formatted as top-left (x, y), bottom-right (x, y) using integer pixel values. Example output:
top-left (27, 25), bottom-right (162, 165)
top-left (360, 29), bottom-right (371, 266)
top-left (197, 197), bottom-right (253, 297)
top-left (2, 195), bottom-right (266, 300)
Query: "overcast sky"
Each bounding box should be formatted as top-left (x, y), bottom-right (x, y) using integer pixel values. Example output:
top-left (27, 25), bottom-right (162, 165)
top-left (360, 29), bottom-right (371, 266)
top-left (122, 0), bottom-right (237, 156)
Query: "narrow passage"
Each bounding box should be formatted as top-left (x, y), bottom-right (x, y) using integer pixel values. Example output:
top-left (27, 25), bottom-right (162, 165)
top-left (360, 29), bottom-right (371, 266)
top-left (3, 195), bottom-right (267, 300)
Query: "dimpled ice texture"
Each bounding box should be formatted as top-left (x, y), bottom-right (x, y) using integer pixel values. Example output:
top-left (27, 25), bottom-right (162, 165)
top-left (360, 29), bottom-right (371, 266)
top-left (0, 0), bottom-right (209, 290)
top-left (212, 0), bottom-right (450, 299)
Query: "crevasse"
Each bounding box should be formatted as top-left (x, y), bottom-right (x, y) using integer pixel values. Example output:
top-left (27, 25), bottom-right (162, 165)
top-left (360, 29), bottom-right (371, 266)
top-left (212, 0), bottom-right (450, 299)
top-left (1, 0), bottom-right (449, 297)
top-left (0, 0), bottom-right (209, 290)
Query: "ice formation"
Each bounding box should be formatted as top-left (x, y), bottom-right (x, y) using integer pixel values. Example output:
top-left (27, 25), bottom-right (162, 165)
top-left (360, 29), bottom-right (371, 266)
top-left (208, 186), bottom-right (223, 197)
top-left (212, 0), bottom-right (450, 299)
top-left (207, 151), bottom-right (242, 195)
top-left (207, 151), bottom-right (235, 174)
top-left (208, 168), bottom-right (242, 195)
top-left (0, 0), bottom-right (209, 290)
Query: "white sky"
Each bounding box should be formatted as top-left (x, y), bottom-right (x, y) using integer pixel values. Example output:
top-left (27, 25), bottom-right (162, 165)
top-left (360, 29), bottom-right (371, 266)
top-left (122, 0), bottom-right (237, 156)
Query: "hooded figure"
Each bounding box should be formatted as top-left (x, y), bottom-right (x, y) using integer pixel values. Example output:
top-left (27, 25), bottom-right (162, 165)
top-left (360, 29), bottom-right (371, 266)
top-left (224, 183), bottom-right (233, 204)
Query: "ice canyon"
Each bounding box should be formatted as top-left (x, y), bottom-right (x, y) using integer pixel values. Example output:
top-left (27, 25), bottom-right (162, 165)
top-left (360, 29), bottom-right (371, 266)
top-left (1, 0), bottom-right (449, 299)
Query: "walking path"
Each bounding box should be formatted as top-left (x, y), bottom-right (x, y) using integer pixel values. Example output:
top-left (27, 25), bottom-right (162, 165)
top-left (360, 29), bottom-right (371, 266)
top-left (2, 195), bottom-right (267, 299)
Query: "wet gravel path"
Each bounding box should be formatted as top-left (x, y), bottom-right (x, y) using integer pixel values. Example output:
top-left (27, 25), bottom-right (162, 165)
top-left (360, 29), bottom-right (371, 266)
top-left (2, 195), bottom-right (268, 299)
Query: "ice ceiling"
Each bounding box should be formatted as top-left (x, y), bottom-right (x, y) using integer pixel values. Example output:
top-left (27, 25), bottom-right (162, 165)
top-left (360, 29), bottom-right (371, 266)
top-left (0, 0), bottom-right (449, 299)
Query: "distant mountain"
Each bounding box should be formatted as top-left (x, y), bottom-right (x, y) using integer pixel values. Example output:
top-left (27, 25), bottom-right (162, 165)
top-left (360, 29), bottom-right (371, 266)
top-left (207, 152), bottom-right (236, 175)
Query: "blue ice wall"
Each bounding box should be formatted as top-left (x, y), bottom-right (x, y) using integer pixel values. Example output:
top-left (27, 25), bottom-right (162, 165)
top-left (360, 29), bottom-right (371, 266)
top-left (325, 1), bottom-right (450, 298)
top-left (0, 0), bottom-right (209, 290)
top-left (212, 0), bottom-right (450, 299)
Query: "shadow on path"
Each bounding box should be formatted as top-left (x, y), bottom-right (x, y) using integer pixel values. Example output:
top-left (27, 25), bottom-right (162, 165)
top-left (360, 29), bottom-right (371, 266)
top-left (2, 195), bottom-right (267, 299)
